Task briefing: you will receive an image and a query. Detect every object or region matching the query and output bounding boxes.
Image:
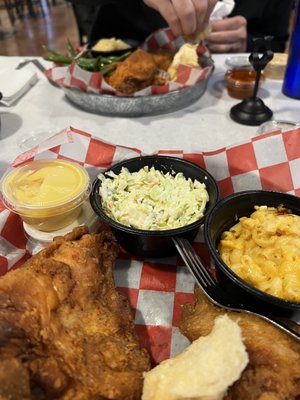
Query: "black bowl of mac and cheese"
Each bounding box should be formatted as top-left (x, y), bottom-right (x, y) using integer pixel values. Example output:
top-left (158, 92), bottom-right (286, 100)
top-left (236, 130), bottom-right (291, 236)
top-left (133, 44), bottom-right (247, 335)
top-left (90, 155), bottom-right (220, 258)
top-left (204, 190), bottom-right (300, 319)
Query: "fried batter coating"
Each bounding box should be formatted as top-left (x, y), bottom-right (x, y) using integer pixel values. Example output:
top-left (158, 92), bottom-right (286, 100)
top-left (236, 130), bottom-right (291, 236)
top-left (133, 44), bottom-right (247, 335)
top-left (150, 51), bottom-right (174, 71)
top-left (106, 49), bottom-right (157, 94)
top-left (0, 226), bottom-right (150, 399)
top-left (180, 286), bottom-right (300, 400)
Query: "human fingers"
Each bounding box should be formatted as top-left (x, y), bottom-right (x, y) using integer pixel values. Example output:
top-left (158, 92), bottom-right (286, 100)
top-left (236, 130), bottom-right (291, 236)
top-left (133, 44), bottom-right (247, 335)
top-left (143, 0), bottom-right (183, 37)
top-left (209, 16), bottom-right (247, 33)
top-left (171, 0), bottom-right (198, 36)
top-left (194, 0), bottom-right (218, 32)
top-left (144, 0), bottom-right (217, 37)
top-left (181, 0), bottom-right (214, 35)
top-left (205, 16), bottom-right (247, 53)
top-left (144, 0), bottom-right (183, 36)
top-left (207, 40), bottom-right (246, 53)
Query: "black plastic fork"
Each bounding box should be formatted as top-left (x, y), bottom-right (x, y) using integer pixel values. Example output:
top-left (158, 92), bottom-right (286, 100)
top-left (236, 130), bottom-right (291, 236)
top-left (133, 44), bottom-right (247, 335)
top-left (173, 236), bottom-right (300, 341)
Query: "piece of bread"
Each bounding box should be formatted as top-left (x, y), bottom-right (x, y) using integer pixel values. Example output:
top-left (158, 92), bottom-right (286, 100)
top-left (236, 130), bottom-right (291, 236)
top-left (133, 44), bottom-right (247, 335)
top-left (167, 43), bottom-right (200, 80)
top-left (142, 315), bottom-right (248, 400)
top-left (184, 23), bottom-right (212, 44)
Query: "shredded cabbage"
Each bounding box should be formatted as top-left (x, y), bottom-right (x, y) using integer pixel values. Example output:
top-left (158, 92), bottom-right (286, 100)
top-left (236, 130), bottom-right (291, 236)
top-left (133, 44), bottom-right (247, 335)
top-left (98, 166), bottom-right (209, 230)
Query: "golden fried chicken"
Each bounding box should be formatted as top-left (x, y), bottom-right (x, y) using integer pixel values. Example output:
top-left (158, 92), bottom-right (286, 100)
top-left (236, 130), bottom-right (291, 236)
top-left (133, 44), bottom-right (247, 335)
top-left (0, 226), bottom-right (150, 400)
top-left (150, 51), bottom-right (174, 72)
top-left (106, 49), bottom-right (157, 94)
top-left (180, 286), bottom-right (300, 400)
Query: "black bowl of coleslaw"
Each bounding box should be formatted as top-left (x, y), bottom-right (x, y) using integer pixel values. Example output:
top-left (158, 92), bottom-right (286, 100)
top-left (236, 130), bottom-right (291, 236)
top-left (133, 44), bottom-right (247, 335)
top-left (204, 190), bottom-right (300, 319)
top-left (90, 155), bottom-right (219, 258)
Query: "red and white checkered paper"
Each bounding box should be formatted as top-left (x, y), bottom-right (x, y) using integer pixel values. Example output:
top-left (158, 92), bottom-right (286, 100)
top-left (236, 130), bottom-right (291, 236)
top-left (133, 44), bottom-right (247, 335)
top-left (45, 28), bottom-right (213, 96)
top-left (1, 126), bottom-right (300, 368)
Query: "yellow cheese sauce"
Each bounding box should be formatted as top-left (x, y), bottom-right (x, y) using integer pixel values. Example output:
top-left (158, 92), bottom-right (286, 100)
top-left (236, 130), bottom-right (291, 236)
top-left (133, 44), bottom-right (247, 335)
top-left (1, 160), bottom-right (90, 231)
top-left (3, 160), bottom-right (88, 207)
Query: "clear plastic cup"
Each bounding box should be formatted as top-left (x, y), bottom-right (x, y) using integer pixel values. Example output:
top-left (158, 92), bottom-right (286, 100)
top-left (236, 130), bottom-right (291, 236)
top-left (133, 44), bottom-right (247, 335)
top-left (23, 200), bottom-right (100, 254)
top-left (19, 127), bottom-right (61, 151)
top-left (256, 120), bottom-right (300, 135)
top-left (0, 159), bottom-right (91, 232)
top-left (225, 69), bottom-right (265, 100)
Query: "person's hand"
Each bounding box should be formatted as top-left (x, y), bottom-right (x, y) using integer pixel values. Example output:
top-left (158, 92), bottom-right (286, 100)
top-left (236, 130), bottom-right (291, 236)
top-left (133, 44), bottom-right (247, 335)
top-left (143, 0), bottom-right (219, 37)
top-left (205, 16), bottom-right (247, 53)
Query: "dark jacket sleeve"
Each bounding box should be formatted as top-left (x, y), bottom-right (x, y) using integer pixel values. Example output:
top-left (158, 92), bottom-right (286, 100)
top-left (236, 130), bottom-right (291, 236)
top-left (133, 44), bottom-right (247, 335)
top-left (70, 0), bottom-right (166, 43)
top-left (67, 0), bottom-right (119, 4)
top-left (230, 0), bottom-right (295, 52)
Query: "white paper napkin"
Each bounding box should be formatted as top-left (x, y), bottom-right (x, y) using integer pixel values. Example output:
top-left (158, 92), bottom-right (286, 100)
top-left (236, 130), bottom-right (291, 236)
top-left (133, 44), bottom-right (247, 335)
top-left (211, 0), bottom-right (235, 20)
top-left (0, 68), bottom-right (38, 106)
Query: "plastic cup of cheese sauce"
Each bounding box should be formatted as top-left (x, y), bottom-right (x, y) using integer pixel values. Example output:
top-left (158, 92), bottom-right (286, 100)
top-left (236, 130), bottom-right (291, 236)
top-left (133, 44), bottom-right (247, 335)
top-left (0, 159), bottom-right (91, 232)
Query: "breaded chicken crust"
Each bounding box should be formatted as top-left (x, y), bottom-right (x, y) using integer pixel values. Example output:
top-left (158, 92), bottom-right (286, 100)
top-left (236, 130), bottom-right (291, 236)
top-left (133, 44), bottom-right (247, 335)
top-left (180, 286), bottom-right (300, 400)
top-left (106, 49), bottom-right (157, 94)
top-left (0, 226), bottom-right (150, 400)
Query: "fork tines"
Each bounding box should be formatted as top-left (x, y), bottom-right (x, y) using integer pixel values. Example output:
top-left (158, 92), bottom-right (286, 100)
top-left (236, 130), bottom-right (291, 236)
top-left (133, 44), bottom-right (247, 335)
top-left (173, 237), bottom-right (215, 287)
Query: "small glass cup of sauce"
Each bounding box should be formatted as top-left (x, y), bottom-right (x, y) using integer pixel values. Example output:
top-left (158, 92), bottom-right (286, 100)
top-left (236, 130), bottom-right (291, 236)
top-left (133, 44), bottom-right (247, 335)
top-left (225, 69), bottom-right (265, 100)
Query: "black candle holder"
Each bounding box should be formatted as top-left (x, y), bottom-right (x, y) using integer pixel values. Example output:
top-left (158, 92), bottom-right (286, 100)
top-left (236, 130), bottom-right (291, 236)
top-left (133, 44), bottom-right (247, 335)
top-left (230, 37), bottom-right (274, 126)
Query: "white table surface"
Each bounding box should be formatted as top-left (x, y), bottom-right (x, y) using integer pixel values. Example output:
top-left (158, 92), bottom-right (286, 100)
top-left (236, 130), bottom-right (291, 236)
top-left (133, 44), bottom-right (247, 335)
top-left (0, 54), bottom-right (299, 178)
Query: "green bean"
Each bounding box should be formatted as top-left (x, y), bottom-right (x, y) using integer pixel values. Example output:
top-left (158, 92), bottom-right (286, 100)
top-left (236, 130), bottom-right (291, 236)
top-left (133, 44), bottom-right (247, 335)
top-left (100, 64), bottom-right (117, 76)
top-left (43, 54), bottom-right (73, 64)
top-left (67, 39), bottom-right (77, 57)
top-left (93, 56), bottom-right (106, 71)
top-left (107, 51), bottom-right (132, 62)
top-left (97, 58), bottom-right (114, 65)
top-left (77, 58), bottom-right (98, 70)
top-left (42, 44), bottom-right (132, 74)
top-left (42, 45), bottom-right (63, 57)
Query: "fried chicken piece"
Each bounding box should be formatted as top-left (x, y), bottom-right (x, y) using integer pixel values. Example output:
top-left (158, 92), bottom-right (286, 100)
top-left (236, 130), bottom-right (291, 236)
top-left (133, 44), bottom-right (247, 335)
top-left (0, 226), bottom-right (150, 400)
top-left (180, 286), bottom-right (300, 400)
top-left (106, 49), bottom-right (157, 94)
top-left (146, 51), bottom-right (173, 86)
top-left (150, 51), bottom-right (174, 72)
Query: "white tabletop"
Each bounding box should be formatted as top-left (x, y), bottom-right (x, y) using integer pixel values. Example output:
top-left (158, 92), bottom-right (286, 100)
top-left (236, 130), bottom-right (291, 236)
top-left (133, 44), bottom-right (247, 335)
top-left (0, 54), bottom-right (299, 177)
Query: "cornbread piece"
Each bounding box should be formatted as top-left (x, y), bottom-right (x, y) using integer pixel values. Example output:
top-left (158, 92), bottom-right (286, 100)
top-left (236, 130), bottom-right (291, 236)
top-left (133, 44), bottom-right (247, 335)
top-left (0, 226), bottom-right (150, 399)
top-left (142, 315), bottom-right (248, 400)
top-left (180, 286), bottom-right (300, 400)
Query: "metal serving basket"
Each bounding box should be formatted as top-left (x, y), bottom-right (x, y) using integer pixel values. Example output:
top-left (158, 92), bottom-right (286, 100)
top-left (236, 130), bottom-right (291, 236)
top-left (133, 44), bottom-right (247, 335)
top-left (63, 75), bottom-right (212, 117)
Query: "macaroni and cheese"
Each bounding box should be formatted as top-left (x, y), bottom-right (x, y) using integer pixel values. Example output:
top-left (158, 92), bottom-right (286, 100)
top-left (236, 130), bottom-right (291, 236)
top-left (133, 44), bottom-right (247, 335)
top-left (218, 205), bottom-right (300, 302)
top-left (92, 38), bottom-right (130, 52)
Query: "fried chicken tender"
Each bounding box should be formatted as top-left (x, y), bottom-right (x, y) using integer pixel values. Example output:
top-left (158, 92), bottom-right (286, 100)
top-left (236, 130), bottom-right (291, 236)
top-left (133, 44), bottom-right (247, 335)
top-left (180, 286), bottom-right (300, 400)
top-left (106, 49), bottom-right (157, 94)
top-left (0, 226), bottom-right (150, 400)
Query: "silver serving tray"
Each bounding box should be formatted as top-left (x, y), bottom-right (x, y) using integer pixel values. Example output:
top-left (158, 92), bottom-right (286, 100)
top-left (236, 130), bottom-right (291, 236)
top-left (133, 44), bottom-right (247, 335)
top-left (63, 72), bottom-right (212, 118)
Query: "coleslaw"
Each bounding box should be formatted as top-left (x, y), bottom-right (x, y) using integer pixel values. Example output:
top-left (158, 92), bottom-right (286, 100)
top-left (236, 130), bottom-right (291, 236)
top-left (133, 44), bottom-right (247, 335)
top-left (98, 166), bottom-right (209, 230)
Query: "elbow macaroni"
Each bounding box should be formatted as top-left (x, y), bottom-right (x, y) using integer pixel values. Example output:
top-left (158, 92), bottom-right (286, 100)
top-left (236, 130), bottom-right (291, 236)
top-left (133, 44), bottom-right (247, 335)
top-left (92, 38), bottom-right (130, 52)
top-left (218, 206), bottom-right (300, 302)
